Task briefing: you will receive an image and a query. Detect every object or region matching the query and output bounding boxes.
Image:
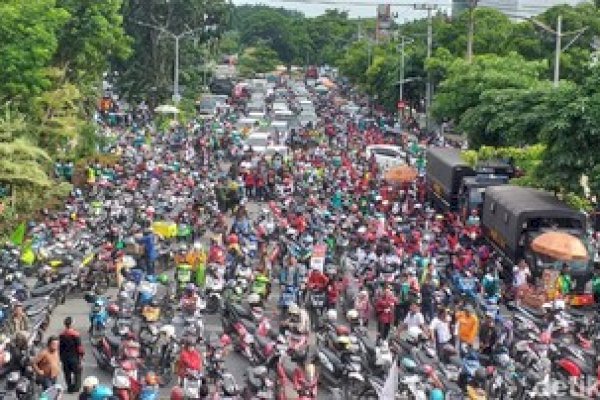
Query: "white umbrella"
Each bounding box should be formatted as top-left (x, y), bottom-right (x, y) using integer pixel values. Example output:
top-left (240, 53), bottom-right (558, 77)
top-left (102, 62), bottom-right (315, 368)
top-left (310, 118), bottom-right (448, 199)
top-left (154, 104), bottom-right (180, 114)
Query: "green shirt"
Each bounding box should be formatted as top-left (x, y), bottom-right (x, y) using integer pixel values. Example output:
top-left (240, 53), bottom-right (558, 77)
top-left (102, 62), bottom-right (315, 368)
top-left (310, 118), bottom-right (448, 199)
top-left (592, 277), bottom-right (600, 295)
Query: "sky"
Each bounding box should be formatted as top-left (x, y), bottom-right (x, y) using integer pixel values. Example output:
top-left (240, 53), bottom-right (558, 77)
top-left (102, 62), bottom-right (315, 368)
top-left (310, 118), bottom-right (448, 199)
top-left (231, 0), bottom-right (452, 22)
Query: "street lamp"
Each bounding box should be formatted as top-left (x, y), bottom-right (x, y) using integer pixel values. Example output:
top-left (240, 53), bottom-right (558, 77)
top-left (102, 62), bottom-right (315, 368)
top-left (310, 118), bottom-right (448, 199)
top-left (529, 16), bottom-right (588, 88)
top-left (134, 17), bottom-right (217, 103)
top-left (396, 35), bottom-right (414, 127)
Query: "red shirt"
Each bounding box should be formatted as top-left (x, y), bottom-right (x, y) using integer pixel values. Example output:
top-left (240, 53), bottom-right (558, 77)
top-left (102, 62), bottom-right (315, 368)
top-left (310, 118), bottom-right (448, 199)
top-left (307, 270), bottom-right (329, 291)
top-left (375, 295), bottom-right (397, 324)
top-left (177, 348), bottom-right (203, 377)
top-left (326, 284), bottom-right (339, 304)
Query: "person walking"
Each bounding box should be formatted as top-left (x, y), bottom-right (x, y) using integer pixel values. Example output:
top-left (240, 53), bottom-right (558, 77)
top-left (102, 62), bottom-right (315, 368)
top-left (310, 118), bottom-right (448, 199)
top-left (59, 317), bottom-right (85, 393)
top-left (33, 336), bottom-right (61, 390)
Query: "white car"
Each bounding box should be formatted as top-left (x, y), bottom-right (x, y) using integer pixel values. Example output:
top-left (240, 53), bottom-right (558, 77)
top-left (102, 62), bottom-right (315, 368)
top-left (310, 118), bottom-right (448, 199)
top-left (243, 132), bottom-right (271, 153)
top-left (365, 145), bottom-right (407, 170)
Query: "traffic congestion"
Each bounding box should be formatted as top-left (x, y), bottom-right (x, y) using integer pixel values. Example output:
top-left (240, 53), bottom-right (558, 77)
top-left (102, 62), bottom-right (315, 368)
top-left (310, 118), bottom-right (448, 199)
top-left (0, 70), bottom-right (599, 400)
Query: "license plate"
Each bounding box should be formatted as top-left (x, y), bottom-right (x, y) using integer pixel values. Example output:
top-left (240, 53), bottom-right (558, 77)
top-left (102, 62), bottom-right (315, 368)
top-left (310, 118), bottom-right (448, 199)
top-left (257, 391), bottom-right (272, 398)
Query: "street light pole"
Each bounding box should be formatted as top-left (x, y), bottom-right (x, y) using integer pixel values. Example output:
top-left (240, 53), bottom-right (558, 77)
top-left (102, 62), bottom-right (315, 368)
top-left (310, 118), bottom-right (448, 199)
top-left (133, 19), bottom-right (211, 103)
top-left (174, 36), bottom-right (180, 102)
top-left (554, 15), bottom-right (562, 88)
top-left (530, 15), bottom-right (587, 88)
top-left (467, 0), bottom-right (478, 63)
top-left (414, 4), bottom-right (438, 131)
top-left (397, 35), bottom-right (414, 125)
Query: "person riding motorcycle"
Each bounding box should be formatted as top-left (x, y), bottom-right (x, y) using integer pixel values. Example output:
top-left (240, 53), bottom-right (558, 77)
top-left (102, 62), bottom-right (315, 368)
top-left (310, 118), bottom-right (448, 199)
top-left (307, 268), bottom-right (329, 293)
top-left (280, 303), bottom-right (310, 335)
top-left (180, 284), bottom-right (199, 309)
top-left (177, 338), bottom-right (203, 380)
top-left (79, 375), bottom-right (99, 400)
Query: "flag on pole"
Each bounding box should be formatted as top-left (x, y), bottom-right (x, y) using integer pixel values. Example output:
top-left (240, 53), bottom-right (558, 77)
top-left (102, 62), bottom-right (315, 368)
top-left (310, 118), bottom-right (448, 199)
top-left (9, 222), bottom-right (26, 246)
top-left (380, 357), bottom-right (398, 400)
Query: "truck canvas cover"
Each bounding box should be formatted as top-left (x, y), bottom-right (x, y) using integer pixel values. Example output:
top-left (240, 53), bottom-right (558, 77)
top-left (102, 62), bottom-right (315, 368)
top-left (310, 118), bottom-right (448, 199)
top-left (481, 185), bottom-right (586, 259)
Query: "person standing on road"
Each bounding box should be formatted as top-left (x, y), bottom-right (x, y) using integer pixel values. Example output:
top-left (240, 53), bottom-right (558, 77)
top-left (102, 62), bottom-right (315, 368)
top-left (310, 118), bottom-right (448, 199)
top-left (33, 336), bottom-right (61, 390)
top-left (7, 303), bottom-right (29, 337)
top-left (375, 287), bottom-right (397, 340)
top-left (59, 317), bottom-right (85, 393)
top-left (138, 228), bottom-right (158, 275)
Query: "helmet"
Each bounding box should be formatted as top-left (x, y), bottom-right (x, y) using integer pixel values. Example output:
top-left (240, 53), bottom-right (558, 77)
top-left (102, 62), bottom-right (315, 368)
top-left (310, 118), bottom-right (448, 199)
top-left (327, 309), bottom-right (337, 323)
top-left (91, 385), bottom-right (113, 400)
top-left (247, 293), bottom-right (261, 305)
top-left (474, 367), bottom-right (487, 383)
top-left (83, 376), bottom-right (99, 389)
top-left (288, 303), bottom-right (300, 315)
top-left (159, 325), bottom-right (176, 339)
top-left (401, 357), bottom-right (417, 371)
top-left (227, 234), bottom-right (238, 245)
top-left (157, 273), bottom-right (169, 285)
top-left (107, 304), bottom-right (120, 316)
top-left (185, 283), bottom-right (196, 293)
top-left (171, 386), bottom-right (184, 400)
top-left (539, 331), bottom-right (551, 344)
top-left (145, 372), bottom-right (158, 385)
top-left (336, 336), bottom-right (351, 349)
top-left (346, 309), bottom-right (359, 323)
top-left (423, 364), bottom-right (434, 376)
top-left (430, 388), bottom-right (444, 400)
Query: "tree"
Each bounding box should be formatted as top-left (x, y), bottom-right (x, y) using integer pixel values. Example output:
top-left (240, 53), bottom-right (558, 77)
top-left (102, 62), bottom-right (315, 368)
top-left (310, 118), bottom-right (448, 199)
top-left (119, 0), bottom-right (229, 100)
top-left (54, 0), bottom-right (132, 85)
top-left (238, 44), bottom-right (281, 75)
top-left (430, 52), bottom-right (546, 131)
top-left (0, 0), bottom-right (69, 106)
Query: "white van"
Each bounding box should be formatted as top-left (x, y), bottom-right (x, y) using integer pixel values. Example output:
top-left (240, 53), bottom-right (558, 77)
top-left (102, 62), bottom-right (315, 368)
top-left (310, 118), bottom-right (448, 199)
top-left (365, 145), bottom-right (407, 170)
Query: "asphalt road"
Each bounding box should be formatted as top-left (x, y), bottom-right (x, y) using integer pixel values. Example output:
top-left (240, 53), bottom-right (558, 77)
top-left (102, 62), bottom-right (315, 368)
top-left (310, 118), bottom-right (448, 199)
top-left (44, 199), bottom-right (352, 399)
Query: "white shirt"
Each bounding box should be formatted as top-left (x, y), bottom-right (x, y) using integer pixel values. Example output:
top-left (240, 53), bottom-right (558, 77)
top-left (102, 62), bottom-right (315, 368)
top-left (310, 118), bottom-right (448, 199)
top-left (404, 311), bottom-right (425, 329)
top-left (430, 317), bottom-right (452, 344)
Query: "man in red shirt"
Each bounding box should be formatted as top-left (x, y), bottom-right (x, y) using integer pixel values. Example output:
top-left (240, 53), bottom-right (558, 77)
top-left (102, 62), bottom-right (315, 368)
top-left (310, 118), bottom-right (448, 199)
top-left (307, 269), bottom-right (329, 292)
top-left (375, 287), bottom-right (397, 339)
top-left (177, 339), bottom-right (203, 381)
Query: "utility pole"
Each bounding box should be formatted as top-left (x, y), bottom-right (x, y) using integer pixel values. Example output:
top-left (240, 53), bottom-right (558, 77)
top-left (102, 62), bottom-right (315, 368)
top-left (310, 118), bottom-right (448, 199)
top-left (554, 15), bottom-right (562, 88)
top-left (467, 0), bottom-right (478, 63)
top-left (414, 3), bottom-right (438, 131)
top-left (134, 18), bottom-right (213, 103)
top-left (397, 35), bottom-right (414, 126)
top-left (530, 15), bottom-right (587, 88)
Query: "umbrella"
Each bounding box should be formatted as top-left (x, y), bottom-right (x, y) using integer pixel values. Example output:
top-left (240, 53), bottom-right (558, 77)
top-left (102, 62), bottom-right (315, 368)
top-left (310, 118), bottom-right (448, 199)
top-left (384, 165), bottom-right (417, 184)
top-left (531, 231), bottom-right (588, 261)
top-left (154, 104), bottom-right (179, 114)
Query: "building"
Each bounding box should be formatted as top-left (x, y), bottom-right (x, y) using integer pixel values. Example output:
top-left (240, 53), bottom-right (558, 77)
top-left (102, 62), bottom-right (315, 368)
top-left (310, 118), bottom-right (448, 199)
top-left (452, 0), bottom-right (586, 19)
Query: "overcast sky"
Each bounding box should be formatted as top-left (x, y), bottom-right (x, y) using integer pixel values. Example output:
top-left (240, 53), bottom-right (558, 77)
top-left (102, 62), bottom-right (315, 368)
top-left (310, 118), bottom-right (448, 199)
top-left (231, 0), bottom-right (452, 22)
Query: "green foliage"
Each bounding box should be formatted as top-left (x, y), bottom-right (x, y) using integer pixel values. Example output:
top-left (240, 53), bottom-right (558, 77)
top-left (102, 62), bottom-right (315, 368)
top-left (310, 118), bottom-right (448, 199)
top-left (431, 52), bottom-right (546, 125)
top-left (238, 45), bottom-right (281, 76)
top-left (119, 0), bottom-right (229, 101)
top-left (0, 0), bottom-right (69, 104)
top-left (54, 0), bottom-right (132, 84)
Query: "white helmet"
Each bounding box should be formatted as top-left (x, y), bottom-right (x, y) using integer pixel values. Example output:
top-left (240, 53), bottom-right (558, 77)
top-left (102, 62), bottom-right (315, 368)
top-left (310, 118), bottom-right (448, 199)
top-left (346, 309), bottom-right (359, 322)
top-left (327, 309), bottom-right (337, 323)
top-left (288, 303), bottom-right (300, 315)
top-left (159, 325), bottom-right (176, 339)
top-left (247, 293), bottom-right (261, 305)
top-left (83, 375), bottom-right (99, 388)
